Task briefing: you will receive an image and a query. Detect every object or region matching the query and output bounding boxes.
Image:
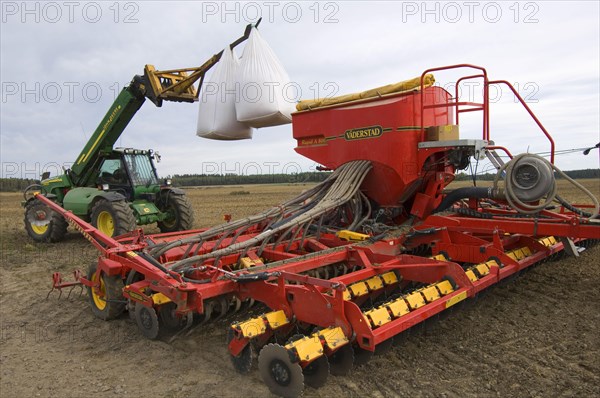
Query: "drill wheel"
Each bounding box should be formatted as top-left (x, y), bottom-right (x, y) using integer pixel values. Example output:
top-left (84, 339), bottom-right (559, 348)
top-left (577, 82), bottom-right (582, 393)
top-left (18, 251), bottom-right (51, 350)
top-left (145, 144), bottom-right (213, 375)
top-left (374, 337), bottom-right (394, 355)
top-left (328, 344), bottom-right (354, 376)
top-left (134, 304), bottom-right (160, 340)
top-left (227, 328), bottom-right (253, 374)
top-left (258, 344), bottom-right (304, 398)
top-left (303, 355), bottom-right (329, 389)
top-left (353, 346), bottom-right (374, 366)
top-left (157, 302), bottom-right (188, 334)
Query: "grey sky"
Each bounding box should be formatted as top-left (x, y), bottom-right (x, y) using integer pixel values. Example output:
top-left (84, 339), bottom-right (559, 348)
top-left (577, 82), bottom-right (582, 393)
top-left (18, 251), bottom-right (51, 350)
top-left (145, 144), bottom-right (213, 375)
top-left (1, 1), bottom-right (599, 180)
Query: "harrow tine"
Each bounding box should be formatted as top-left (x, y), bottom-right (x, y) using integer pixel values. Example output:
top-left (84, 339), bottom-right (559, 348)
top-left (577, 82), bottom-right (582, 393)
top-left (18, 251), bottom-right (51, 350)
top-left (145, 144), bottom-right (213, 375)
top-left (303, 355), bottom-right (329, 389)
top-left (167, 313), bottom-right (195, 343)
top-left (353, 346), bottom-right (373, 366)
top-left (374, 338), bottom-right (394, 355)
top-left (47, 270), bottom-right (83, 300)
top-left (328, 345), bottom-right (354, 376)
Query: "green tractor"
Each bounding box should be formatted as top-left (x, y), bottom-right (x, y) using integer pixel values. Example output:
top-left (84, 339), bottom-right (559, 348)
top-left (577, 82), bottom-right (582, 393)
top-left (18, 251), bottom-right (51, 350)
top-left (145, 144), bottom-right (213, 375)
top-left (23, 83), bottom-right (195, 241)
top-left (23, 21), bottom-right (259, 242)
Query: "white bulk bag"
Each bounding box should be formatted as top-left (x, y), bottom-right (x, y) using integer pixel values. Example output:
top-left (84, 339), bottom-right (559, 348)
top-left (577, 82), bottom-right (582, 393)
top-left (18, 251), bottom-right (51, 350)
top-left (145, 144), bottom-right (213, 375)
top-left (196, 48), bottom-right (253, 140)
top-left (235, 27), bottom-right (295, 128)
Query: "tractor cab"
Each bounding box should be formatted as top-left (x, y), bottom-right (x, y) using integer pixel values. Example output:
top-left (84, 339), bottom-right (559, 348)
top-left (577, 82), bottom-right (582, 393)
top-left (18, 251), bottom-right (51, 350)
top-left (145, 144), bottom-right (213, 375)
top-left (96, 148), bottom-right (162, 201)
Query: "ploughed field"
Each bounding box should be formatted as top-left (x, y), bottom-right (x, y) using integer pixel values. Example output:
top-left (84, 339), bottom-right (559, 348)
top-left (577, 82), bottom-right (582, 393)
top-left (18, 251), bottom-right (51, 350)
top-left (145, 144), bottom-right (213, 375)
top-left (1, 179), bottom-right (598, 397)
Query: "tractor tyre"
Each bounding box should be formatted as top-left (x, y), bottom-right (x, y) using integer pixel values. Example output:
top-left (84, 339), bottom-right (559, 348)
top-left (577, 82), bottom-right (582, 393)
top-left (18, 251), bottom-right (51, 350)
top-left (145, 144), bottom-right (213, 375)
top-left (87, 262), bottom-right (126, 320)
top-left (24, 199), bottom-right (68, 243)
top-left (157, 193), bottom-right (195, 233)
top-left (90, 200), bottom-right (137, 238)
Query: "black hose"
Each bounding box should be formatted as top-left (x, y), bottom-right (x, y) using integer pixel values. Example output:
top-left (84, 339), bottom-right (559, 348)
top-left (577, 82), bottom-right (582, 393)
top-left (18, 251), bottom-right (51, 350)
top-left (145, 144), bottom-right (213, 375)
top-left (138, 252), bottom-right (174, 276)
top-left (434, 187), bottom-right (495, 213)
top-left (556, 194), bottom-right (594, 218)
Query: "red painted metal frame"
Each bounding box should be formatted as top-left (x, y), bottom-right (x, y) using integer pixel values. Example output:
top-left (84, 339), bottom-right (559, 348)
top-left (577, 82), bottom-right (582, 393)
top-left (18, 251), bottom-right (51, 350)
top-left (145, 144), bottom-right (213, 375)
top-left (420, 65), bottom-right (555, 163)
top-left (420, 64), bottom-right (489, 141)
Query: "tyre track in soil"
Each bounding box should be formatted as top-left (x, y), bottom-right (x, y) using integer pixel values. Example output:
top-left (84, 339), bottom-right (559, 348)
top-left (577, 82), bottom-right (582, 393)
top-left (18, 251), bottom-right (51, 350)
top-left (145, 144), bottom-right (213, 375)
top-left (2, 243), bottom-right (598, 398)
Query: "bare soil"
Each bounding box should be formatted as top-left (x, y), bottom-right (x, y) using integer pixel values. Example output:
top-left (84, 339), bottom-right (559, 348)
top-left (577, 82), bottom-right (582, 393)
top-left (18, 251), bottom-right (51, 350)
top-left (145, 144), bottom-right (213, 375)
top-left (1, 181), bottom-right (599, 397)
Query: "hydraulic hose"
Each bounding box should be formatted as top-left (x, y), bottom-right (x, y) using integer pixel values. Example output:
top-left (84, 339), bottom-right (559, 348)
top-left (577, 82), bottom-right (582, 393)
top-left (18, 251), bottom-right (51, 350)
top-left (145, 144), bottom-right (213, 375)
top-left (434, 187), bottom-right (495, 213)
top-left (170, 160), bottom-right (372, 271)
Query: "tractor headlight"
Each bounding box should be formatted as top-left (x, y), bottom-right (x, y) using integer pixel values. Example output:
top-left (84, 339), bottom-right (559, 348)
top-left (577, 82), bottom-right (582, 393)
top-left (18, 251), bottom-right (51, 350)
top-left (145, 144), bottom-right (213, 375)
top-left (165, 178), bottom-right (172, 186)
top-left (101, 184), bottom-right (109, 191)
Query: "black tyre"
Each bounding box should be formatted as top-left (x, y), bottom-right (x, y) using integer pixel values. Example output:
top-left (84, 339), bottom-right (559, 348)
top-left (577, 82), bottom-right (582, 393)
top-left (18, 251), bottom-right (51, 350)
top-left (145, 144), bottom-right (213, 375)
top-left (87, 262), bottom-right (126, 320)
top-left (24, 199), bottom-right (68, 243)
top-left (157, 193), bottom-right (194, 233)
top-left (90, 200), bottom-right (137, 238)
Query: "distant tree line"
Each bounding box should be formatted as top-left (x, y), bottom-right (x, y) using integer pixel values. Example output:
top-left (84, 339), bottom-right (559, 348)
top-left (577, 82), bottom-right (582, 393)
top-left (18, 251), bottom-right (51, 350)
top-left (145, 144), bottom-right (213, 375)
top-left (1, 169), bottom-right (597, 192)
top-left (170, 171), bottom-right (331, 187)
top-left (0, 178), bottom-right (37, 192)
top-left (0, 172), bottom-right (331, 192)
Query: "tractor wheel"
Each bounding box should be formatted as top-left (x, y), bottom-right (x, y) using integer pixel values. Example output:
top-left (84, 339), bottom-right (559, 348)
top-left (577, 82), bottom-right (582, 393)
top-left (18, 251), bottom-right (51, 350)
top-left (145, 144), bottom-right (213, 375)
top-left (87, 262), bottom-right (126, 320)
top-left (157, 193), bottom-right (194, 233)
top-left (90, 200), bottom-right (136, 238)
top-left (24, 199), bottom-right (68, 243)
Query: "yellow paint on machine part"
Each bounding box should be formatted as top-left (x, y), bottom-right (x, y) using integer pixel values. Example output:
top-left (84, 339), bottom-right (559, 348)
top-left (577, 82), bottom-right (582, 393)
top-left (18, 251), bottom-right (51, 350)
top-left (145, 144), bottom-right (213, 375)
top-left (236, 317), bottom-right (266, 338)
top-left (431, 253), bottom-right (448, 261)
top-left (365, 307), bottom-right (391, 327)
top-left (405, 292), bottom-right (426, 310)
top-left (387, 298), bottom-right (410, 317)
top-left (521, 247), bottom-right (533, 257)
top-left (475, 263), bottom-right (491, 277)
top-left (435, 280), bottom-right (455, 295)
top-left (285, 335), bottom-right (323, 362)
top-left (507, 252), bottom-right (517, 261)
top-left (349, 281), bottom-right (369, 297)
top-left (445, 291), bottom-right (468, 308)
top-left (420, 285), bottom-right (441, 303)
top-left (343, 289), bottom-right (352, 301)
top-left (485, 259), bottom-right (499, 268)
top-left (265, 310), bottom-right (289, 329)
top-left (41, 178), bottom-right (62, 185)
top-left (317, 327), bottom-right (349, 349)
top-left (465, 270), bottom-right (478, 282)
top-left (539, 236), bottom-right (557, 247)
top-left (512, 248), bottom-right (525, 260)
top-left (381, 271), bottom-right (398, 285)
top-left (366, 276), bottom-right (384, 291)
top-left (336, 230), bottom-right (370, 241)
top-left (126, 251), bottom-right (138, 258)
top-left (152, 293), bottom-right (171, 305)
top-left (240, 257), bottom-right (261, 268)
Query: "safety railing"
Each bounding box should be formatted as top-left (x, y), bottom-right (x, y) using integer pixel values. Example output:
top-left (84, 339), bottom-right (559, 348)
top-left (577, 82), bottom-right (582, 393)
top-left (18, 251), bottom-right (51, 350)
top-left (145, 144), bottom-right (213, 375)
top-left (419, 64), bottom-right (555, 163)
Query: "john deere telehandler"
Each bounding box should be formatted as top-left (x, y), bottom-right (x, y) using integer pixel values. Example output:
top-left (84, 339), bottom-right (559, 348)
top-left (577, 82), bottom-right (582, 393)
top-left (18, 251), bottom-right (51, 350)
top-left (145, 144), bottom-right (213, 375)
top-left (23, 21), bottom-right (260, 242)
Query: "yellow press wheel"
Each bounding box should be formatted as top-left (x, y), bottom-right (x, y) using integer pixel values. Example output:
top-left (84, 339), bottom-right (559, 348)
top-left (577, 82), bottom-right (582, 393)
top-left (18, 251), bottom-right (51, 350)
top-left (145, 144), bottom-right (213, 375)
top-left (87, 263), bottom-right (126, 320)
